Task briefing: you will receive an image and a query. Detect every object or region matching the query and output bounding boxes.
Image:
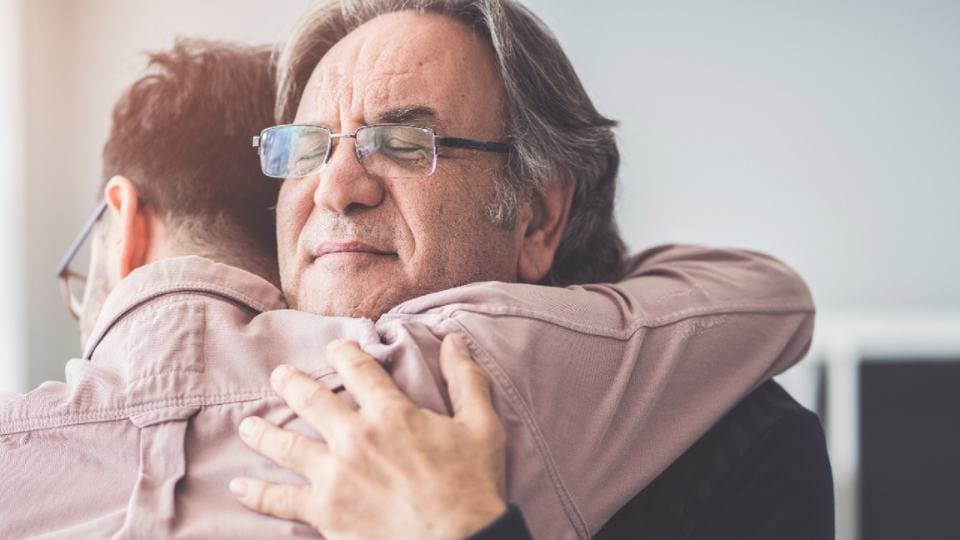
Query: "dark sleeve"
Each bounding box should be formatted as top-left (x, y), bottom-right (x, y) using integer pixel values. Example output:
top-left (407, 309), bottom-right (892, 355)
top-left (468, 505), bottom-right (534, 540)
top-left (692, 410), bottom-right (835, 540)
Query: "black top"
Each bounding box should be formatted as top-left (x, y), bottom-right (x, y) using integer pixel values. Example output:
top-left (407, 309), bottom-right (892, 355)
top-left (596, 380), bottom-right (834, 539)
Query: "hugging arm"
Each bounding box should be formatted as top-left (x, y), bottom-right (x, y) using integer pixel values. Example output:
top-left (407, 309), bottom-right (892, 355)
top-left (235, 245), bottom-right (814, 537)
top-left (384, 244), bottom-right (815, 534)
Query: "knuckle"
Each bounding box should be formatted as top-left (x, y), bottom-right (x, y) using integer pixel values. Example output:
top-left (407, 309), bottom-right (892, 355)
top-left (342, 422), bottom-right (378, 453)
top-left (370, 397), bottom-right (420, 432)
top-left (377, 399), bottom-right (416, 425)
top-left (263, 485), bottom-right (291, 515)
top-left (328, 340), bottom-right (359, 361)
top-left (279, 432), bottom-right (306, 467)
top-left (248, 482), bottom-right (267, 512)
top-left (306, 483), bottom-right (329, 509)
top-left (478, 419), bottom-right (506, 448)
top-left (296, 384), bottom-right (326, 409)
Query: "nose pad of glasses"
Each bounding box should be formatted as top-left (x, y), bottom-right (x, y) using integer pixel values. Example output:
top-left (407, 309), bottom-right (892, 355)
top-left (354, 128), bottom-right (378, 165)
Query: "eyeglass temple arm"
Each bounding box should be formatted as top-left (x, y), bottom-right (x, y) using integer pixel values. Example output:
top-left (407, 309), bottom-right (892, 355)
top-left (56, 201), bottom-right (108, 277)
top-left (436, 137), bottom-right (512, 154)
top-left (253, 131), bottom-right (510, 153)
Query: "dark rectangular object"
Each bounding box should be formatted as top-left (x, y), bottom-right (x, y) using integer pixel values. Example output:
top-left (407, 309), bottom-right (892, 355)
top-left (859, 359), bottom-right (960, 540)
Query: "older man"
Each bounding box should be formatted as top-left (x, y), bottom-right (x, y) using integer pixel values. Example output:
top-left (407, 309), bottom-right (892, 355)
top-left (237, 1), bottom-right (829, 537)
top-left (249, 0), bottom-right (828, 535)
top-left (0, 6), bottom-right (822, 540)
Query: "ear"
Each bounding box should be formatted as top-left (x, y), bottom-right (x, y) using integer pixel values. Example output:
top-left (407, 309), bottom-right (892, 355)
top-left (103, 175), bottom-right (150, 279)
top-left (517, 177), bottom-right (575, 283)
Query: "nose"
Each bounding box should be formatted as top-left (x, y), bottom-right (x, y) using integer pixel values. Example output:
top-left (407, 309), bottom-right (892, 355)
top-left (312, 136), bottom-right (386, 214)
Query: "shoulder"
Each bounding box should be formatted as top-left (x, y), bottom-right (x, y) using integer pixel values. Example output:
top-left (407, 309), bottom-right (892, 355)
top-left (691, 388), bottom-right (834, 540)
top-left (595, 381), bottom-right (834, 540)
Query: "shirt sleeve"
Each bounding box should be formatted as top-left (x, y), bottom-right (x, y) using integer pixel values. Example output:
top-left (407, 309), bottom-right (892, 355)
top-left (376, 244), bottom-right (815, 537)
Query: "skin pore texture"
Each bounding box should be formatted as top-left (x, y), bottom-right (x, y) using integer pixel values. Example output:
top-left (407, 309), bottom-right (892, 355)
top-left (276, 11), bottom-right (573, 319)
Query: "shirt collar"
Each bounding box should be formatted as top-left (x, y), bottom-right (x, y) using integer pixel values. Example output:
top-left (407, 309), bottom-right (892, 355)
top-left (82, 255), bottom-right (286, 359)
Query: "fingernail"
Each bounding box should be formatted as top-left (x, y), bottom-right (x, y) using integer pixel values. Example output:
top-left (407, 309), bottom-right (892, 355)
top-left (448, 333), bottom-right (469, 356)
top-left (229, 478), bottom-right (247, 498)
top-left (271, 364), bottom-right (294, 386)
top-left (238, 417), bottom-right (258, 439)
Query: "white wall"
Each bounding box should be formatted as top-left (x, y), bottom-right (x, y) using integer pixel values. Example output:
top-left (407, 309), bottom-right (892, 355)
top-left (523, 0), bottom-right (960, 311)
top-left (0, 0), bottom-right (26, 394)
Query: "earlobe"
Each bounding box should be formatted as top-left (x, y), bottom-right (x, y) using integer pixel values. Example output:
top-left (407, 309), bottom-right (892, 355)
top-left (104, 175), bottom-right (150, 279)
top-left (517, 178), bottom-right (575, 283)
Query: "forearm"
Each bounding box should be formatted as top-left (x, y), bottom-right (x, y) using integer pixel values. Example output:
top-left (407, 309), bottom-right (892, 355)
top-left (373, 244), bottom-right (814, 536)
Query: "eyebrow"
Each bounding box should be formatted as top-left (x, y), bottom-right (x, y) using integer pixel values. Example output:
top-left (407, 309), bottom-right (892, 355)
top-left (374, 105), bottom-right (439, 126)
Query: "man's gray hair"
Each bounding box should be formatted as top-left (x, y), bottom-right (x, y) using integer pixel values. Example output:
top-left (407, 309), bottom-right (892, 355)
top-left (276, 0), bottom-right (626, 285)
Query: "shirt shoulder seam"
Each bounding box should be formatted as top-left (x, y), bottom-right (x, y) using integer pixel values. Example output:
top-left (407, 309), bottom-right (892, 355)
top-left (0, 389), bottom-right (273, 435)
top-left (395, 297), bottom-right (813, 339)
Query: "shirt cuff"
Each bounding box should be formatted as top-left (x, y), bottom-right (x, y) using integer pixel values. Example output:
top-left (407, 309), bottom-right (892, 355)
top-left (467, 505), bottom-right (533, 540)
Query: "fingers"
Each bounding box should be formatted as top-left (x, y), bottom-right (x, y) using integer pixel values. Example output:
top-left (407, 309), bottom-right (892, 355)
top-left (271, 364), bottom-right (355, 438)
top-left (238, 416), bottom-right (328, 473)
top-left (230, 477), bottom-right (310, 523)
top-left (325, 340), bottom-right (408, 411)
top-left (439, 334), bottom-right (500, 436)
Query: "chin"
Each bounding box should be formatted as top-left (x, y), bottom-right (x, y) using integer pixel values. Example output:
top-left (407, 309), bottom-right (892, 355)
top-left (287, 264), bottom-right (466, 319)
top-left (292, 290), bottom-right (397, 320)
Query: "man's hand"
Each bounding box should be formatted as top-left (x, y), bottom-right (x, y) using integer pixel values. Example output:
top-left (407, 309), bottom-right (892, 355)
top-left (230, 334), bottom-right (508, 540)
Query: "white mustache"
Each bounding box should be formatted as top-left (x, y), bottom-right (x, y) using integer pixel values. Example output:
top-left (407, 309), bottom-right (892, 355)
top-left (298, 215), bottom-right (400, 255)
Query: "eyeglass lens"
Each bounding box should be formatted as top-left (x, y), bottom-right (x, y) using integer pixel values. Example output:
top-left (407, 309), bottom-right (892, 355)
top-left (61, 237), bottom-right (93, 319)
top-left (259, 125), bottom-right (438, 179)
top-left (61, 271), bottom-right (87, 320)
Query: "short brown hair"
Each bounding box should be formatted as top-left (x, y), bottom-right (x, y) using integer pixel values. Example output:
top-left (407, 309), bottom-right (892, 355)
top-left (102, 38), bottom-right (279, 273)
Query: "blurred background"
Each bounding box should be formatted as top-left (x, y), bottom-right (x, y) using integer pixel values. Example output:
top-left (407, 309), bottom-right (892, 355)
top-left (0, 1), bottom-right (957, 538)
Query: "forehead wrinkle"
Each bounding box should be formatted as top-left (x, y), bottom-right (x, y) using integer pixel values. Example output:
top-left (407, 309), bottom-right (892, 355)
top-left (326, 47), bottom-right (431, 127)
top-left (302, 11), bottom-right (504, 137)
top-left (348, 17), bottom-right (465, 117)
top-left (297, 63), bottom-right (348, 126)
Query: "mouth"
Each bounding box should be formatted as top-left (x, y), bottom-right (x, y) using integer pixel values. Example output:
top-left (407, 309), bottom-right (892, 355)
top-left (311, 241), bottom-right (396, 260)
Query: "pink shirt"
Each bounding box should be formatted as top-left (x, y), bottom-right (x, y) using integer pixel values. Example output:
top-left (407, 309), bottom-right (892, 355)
top-left (0, 245), bottom-right (814, 539)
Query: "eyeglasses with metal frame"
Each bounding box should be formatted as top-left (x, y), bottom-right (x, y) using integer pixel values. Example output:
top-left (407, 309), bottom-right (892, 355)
top-left (56, 200), bottom-right (108, 320)
top-left (252, 123), bottom-right (512, 179)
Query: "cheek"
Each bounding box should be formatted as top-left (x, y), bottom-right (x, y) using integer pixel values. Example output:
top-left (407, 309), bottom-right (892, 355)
top-left (399, 174), bottom-right (517, 282)
top-left (276, 179), bottom-right (315, 254)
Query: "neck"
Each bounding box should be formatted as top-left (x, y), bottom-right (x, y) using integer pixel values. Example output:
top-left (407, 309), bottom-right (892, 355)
top-left (149, 229), bottom-right (280, 288)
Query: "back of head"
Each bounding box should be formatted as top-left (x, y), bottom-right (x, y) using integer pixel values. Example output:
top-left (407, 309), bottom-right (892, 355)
top-left (277, 0), bottom-right (626, 286)
top-left (102, 38), bottom-right (280, 280)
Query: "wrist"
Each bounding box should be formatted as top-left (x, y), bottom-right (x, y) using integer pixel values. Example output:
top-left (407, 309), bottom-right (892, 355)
top-left (442, 497), bottom-right (508, 539)
top-left (465, 504), bottom-right (532, 540)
